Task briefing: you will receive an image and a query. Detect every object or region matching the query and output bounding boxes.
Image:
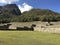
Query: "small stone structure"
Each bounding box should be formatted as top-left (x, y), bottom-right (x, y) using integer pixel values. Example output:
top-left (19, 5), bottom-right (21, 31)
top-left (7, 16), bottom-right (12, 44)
top-left (16, 24), bottom-right (36, 31)
top-left (0, 24), bottom-right (11, 30)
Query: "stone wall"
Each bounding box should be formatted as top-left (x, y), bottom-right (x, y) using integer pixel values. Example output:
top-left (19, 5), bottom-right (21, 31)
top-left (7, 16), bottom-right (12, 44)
top-left (0, 22), bottom-right (60, 33)
top-left (34, 27), bottom-right (60, 33)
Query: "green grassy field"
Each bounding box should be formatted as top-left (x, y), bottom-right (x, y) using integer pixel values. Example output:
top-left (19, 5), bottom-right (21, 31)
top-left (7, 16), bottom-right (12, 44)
top-left (0, 31), bottom-right (60, 45)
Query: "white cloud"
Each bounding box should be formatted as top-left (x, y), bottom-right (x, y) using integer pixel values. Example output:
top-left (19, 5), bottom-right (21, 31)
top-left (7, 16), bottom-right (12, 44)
top-left (18, 3), bottom-right (33, 13)
top-left (0, 0), bottom-right (19, 4)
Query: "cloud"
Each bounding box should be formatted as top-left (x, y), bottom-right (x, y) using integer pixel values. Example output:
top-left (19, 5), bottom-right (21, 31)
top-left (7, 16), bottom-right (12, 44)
top-left (0, 0), bottom-right (19, 4)
top-left (18, 3), bottom-right (33, 13)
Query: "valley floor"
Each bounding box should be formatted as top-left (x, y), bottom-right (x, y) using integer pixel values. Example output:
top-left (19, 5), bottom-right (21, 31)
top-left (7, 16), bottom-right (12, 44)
top-left (0, 31), bottom-right (60, 45)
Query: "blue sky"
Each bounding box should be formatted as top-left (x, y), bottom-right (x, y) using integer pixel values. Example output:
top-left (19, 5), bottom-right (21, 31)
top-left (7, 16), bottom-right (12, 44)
top-left (17, 0), bottom-right (60, 13)
top-left (0, 0), bottom-right (60, 13)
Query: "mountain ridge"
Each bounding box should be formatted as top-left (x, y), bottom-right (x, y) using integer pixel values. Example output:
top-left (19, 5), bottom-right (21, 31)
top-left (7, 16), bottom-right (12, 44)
top-left (0, 4), bottom-right (60, 23)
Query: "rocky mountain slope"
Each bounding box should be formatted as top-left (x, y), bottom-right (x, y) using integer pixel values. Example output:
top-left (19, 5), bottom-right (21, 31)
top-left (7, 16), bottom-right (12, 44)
top-left (0, 4), bottom-right (21, 16)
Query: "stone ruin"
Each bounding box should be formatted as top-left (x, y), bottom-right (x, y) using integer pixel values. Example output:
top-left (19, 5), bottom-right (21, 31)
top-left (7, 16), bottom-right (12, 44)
top-left (0, 24), bottom-right (11, 30)
top-left (0, 22), bottom-right (60, 33)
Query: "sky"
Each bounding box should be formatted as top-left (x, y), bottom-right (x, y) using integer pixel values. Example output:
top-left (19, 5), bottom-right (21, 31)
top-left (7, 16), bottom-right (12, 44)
top-left (0, 0), bottom-right (60, 13)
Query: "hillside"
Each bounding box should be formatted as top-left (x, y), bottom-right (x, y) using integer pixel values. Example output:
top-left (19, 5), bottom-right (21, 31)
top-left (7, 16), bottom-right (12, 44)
top-left (0, 4), bottom-right (60, 23)
top-left (22, 9), bottom-right (60, 15)
top-left (20, 9), bottom-right (60, 22)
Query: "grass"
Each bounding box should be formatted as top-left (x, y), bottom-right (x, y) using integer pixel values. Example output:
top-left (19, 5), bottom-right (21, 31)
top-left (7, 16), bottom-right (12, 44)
top-left (0, 31), bottom-right (60, 45)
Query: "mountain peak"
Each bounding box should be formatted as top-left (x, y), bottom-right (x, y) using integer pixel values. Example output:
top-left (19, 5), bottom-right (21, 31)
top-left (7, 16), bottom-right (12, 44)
top-left (0, 4), bottom-right (21, 15)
